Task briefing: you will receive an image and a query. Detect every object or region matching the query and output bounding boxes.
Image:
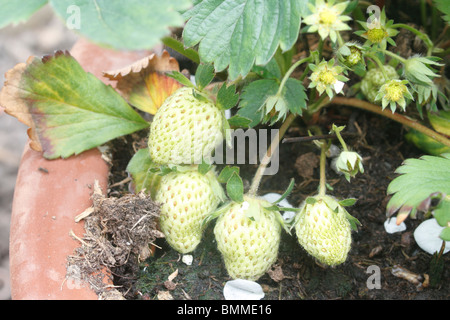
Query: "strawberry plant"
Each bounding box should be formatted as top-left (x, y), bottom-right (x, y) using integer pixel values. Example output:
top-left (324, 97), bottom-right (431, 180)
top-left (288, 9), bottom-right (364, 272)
top-left (1, 0), bottom-right (450, 297)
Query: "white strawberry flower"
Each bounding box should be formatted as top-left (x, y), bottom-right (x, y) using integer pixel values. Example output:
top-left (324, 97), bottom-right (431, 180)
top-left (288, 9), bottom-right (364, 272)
top-left (304, 0), bottom-right (351, 43)
top-left (309, 59), bottom-right (348, 98)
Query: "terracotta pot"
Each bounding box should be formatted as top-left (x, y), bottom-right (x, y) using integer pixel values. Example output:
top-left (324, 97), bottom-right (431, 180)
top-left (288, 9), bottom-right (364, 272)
top-left (8, 39), bottom-right (151, 300)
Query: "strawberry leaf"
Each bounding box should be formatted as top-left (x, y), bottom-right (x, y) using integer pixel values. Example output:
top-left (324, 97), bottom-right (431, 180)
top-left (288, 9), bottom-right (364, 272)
top-left (0, 0), bottom-right (48, 28)
top-left (386, 153), bottom-right (450, 220)
top-left (182, 0), bottom-right (303, 80)
top-left (126, 148), bottom-right (162, 199)
top-left (433, 0), bottom-right (450, 23)
top-left (49, 0), bottom-right (192, 50)
top-left (237, 79), bottom-right (279, 127)
top-left (0, 51), bottom-right (149, 159)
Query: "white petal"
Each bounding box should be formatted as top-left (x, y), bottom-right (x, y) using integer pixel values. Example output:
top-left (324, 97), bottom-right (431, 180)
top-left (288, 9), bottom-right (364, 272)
top-left (414, 218), bottom-right (450, 255)
top-left (334, 80), bottom-right (345, 93)
top-left (223, 279), bottom-right (265, 300)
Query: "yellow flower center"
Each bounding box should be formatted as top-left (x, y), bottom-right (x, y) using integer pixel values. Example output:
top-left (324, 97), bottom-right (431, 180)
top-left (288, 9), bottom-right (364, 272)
top-left (319, 69), bottom-right (336, 85)
top-left (347, 47), bottom-right (362, 65)
top-left (385, 82), bottom-right (406, 102)
top-left (366, 27), bottom-right (388, 43)
top-left (319, 9), bottom-right (337, 25)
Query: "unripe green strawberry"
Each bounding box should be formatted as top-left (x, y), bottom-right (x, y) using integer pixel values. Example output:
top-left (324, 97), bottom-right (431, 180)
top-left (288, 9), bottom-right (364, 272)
top-left (214, 196), bottom-right (282, 281)
top-left (156, 167), bottom-right (224, 253)
top-left (294, 195), bottom-right (352, 266)
top-left (361, 65), bottom-right (398, 103)
top-left (149, 87), bottom-right (224, 165)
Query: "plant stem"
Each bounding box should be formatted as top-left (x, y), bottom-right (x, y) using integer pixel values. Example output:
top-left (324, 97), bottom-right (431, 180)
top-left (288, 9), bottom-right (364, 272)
top-left (382, 50), bottom-right (407, 64)
top-left (248, 113), bottom-right (297, 196)
top-left (391, 23), bottom-right (434, 51)
top-left (277, 56), bottom-right (313, 96)
top-left (318, 138), bottom-right (328, 197)
top-left (334, 129), bottom-right (349, 151)
top-left (331, 97), bottom-right (450, 148)
top-left (367, 53), bottom-right (389, 80)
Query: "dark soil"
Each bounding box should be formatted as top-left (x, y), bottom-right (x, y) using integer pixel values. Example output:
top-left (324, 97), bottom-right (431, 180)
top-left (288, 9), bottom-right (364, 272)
top-left (100, 107), bottom-right (449, 300)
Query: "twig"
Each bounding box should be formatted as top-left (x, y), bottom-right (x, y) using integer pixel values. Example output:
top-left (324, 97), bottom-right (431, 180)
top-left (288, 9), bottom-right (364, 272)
top-left (331, 97), bottom-right (450, 148)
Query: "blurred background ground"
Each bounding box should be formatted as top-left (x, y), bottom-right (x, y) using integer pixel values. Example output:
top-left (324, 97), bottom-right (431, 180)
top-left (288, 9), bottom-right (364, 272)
top-left (0, 5), bottom-right (78, 300)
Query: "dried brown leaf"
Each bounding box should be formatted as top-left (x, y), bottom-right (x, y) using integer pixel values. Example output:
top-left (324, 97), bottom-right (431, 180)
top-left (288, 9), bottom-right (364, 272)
top-left (0, 58), bottom-right (42, 151)
top-left (104, 50), bottom-right (182, 115)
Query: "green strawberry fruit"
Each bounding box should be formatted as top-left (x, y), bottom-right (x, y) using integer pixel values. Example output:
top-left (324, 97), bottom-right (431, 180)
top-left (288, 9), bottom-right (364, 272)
top-left (156, 167), bottom-right (224, 253)
top-left (361, 65), bottom-right (398, 104)
top-left (294, 195), bottom-right (352, 266)
top-left (149, 87), bottom-right (224, 165)
top-left (214, 196), bottom-right (283, 281)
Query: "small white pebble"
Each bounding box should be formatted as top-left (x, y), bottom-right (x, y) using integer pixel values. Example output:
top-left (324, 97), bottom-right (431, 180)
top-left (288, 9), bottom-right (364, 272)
top-left (384, 217), bottom-right (406, 234)
top-left (182, 254), bottom-right (193, 266)
top-left (223, 279), bottom-right (264, 300)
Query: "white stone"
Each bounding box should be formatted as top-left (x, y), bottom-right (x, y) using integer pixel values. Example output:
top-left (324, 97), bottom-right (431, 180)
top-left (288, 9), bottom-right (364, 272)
top-left (223, 279), bottom-right (264, 300)
top-left (413, 218), bottom-right (450, 255)
top-left (384, 217), bottom-right (406, 234)
top-left (182, 254), bottom-right (193, 266)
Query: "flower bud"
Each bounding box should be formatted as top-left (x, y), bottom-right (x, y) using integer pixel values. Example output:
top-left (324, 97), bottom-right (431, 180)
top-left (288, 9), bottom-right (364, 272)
top-left (403, 56), bottom-right (442, 87)
top-left (335, 150), bottom-right (364, 182)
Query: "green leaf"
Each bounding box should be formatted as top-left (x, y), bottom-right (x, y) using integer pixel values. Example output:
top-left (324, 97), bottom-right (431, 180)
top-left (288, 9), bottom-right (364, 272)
top-left (0, 0), bottom-right (48, 28)
top-left (434, 198), bottom-right (450, 227)
top-left (182, 0), bottom-right (303, 80)
top-left (166, 71), bottom-right (196, 88)
top-left (440, 227), bottom-right (450, 242)
top-left (433, 0), bottom-right (450, 23)
top-left (283, 78), bottom-right (308, 115)
top-left (428, 110), bottom-right (450, 136)
top-left (126, 148), bottom-right (162, 199)
top-left (274, 178), bottom-right (295, 205)
top-left (50, 0), bottom-right (192, 50)
top-left (226, 171), bottom-right (244, 203)
top-left (198, 158), bottom-right (213, 174)
top-left (216, 83), bottom-right (239, 110)
top-left (227, 115), bottom-right (252, 128)
top-left (237, 79), bottom-right (279, 127)
top-left (195, 63), bottom-right (215, 90)
top-left (339, 198), bottom-right (358, 207)
top-left (11, 51), bottom-right (149, 159)
top-left (405, 129), bottom-right (450, 156)
top-left (386, 154), bottom-right (450, 219)
top-left (218, 166), bottom-right (240, 183)
top-left (345, 212), bottom-right (362, 231)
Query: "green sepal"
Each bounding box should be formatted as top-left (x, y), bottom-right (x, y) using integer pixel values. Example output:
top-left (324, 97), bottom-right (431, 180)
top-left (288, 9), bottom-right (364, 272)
top-left (166, 70), bottom-right (196, 88)
top-left (195, 63), bottom-right (215, 90)
top-left (216, 82), bottom-right (239, 110)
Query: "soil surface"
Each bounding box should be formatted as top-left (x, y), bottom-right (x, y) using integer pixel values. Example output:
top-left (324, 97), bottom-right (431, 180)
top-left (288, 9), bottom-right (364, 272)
top-left (102, 107), bottom-right (449, 300)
